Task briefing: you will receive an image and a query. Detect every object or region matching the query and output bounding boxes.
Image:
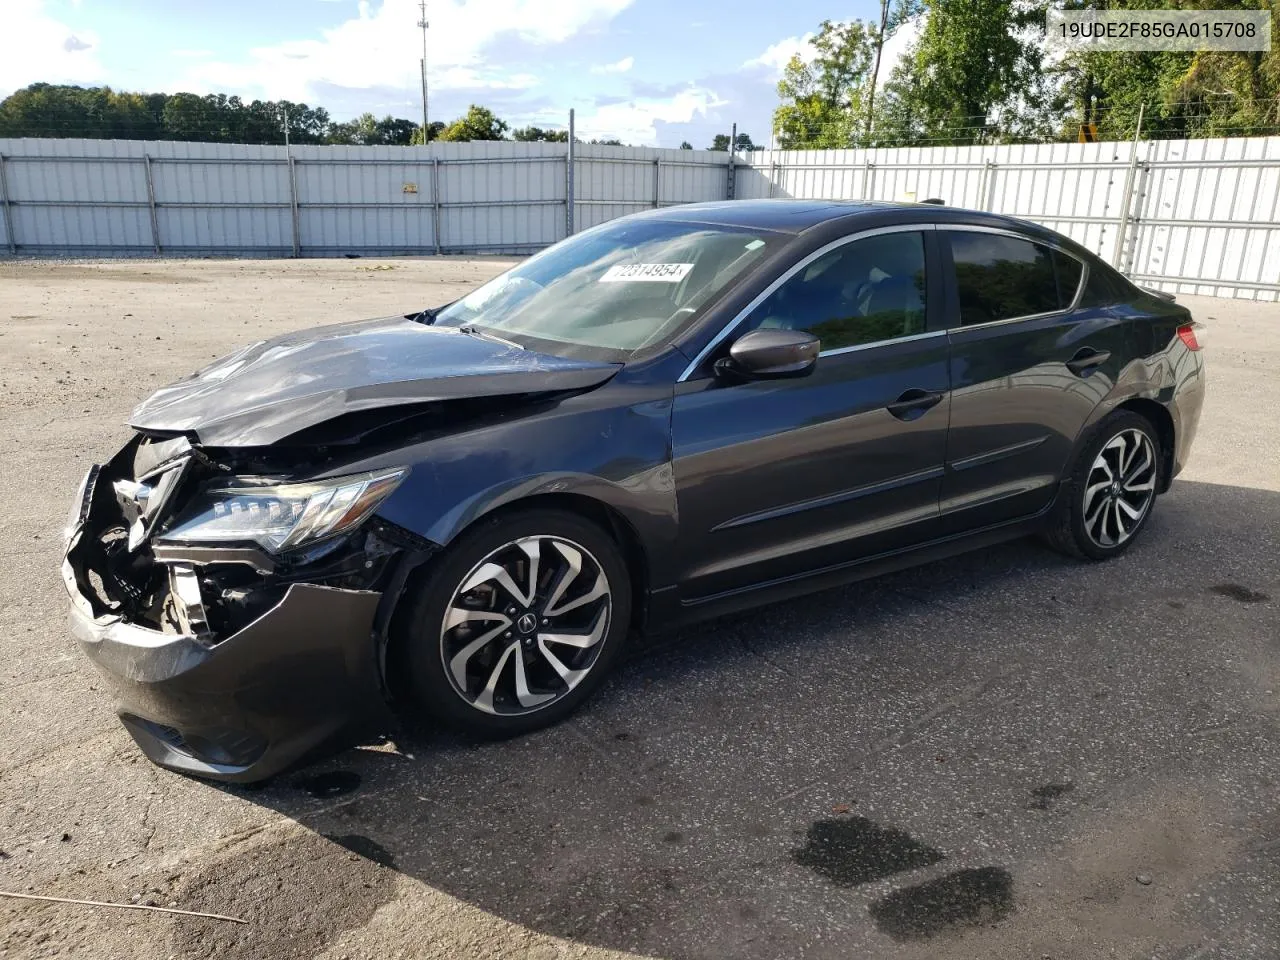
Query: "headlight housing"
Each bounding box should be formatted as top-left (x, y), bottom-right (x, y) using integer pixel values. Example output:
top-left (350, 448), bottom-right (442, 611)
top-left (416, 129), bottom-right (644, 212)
top-left (160, 468), bottom-right (407, 554)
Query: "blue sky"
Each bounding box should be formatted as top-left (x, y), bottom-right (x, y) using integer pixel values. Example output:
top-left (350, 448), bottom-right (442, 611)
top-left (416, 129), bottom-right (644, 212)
top-left (1, 0), bottom-right (894, 147)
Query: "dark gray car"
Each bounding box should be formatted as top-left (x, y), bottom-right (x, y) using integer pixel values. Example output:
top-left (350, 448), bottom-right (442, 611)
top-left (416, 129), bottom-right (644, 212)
top-left (62, 200), bottom-right (1205, 782)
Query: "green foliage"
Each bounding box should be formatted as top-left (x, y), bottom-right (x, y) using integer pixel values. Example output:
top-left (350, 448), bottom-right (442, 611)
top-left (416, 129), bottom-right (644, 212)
top-left (775, 0), bottom-right (1280, 148)
top-left (679, 140), bottom-right (693, 149)
top-left (874, 0), bottom-right (1051, 145)
top-left (772, 19), bottom-right (878, 148)
top-left (1054, 0), bottom-right (1279, 140)
top-left (439, 105), bottom-right (509, 142)
top-left (512, 126), bottom-right (569, 142)
top-left (409, 122), bottom-right (447, 145)
top-left (708, 132), bottom-right (756, 152)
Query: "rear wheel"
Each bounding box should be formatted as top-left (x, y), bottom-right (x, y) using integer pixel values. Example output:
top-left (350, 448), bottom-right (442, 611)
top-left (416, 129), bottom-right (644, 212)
top-left (1044, 410), bottom-right (1161, 561)
top-left (397, 508), bottom-right (631, 737)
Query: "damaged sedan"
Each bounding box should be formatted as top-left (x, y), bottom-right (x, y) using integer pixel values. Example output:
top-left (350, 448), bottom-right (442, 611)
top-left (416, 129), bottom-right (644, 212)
top-left (63, 200), bottom-right (1204, 782)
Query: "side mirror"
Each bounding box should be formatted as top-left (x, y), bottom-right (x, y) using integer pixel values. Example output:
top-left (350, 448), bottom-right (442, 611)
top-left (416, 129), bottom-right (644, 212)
top-left (718, 328), bottom-right (820, 380)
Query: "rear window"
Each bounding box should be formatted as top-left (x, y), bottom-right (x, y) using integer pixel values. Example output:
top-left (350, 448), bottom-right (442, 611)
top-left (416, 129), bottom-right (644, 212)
top-left (948, 231), bottom-right (1078, 326)
top-left (1054, 250), bottom-right (1084, 306)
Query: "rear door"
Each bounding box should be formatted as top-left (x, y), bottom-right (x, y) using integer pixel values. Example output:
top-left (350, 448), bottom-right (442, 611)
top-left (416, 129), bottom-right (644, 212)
top-left (939, 227), bottom-right (1128, 532)
top-left (670, 227), bottom-right (951, 600)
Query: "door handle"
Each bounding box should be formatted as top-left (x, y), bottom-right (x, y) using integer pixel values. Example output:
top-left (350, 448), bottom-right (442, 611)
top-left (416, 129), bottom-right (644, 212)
top-left (886, 388), bottom-right (944, 421)
top-left (1066, 347), bottom-right (1111, 376)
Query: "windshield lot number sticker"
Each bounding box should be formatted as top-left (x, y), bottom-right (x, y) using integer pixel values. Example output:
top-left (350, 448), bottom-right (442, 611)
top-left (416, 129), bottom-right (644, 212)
top-left (600, 263), bottom-right (694, 283)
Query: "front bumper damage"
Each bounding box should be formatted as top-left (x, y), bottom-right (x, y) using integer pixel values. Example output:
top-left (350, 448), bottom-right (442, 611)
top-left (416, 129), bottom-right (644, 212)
top-left (62, 437), bottom-right (422, 783)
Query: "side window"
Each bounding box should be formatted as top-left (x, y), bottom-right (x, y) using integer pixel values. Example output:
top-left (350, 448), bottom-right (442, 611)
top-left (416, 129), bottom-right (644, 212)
top-left (746, 232), bottom-right (927, 352)
top-left (948, 231), bottom-right (1061, 326)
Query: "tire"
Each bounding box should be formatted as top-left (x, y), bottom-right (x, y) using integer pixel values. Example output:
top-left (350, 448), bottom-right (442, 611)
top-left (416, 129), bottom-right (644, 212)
top-left (395, 508), bottom-right (632, 738)
top-left (1044, 410), bottom-right (1162, 561)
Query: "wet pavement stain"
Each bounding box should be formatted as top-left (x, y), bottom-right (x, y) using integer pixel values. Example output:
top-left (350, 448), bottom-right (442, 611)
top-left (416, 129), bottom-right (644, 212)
top-left (1211, 583), bottom-right (1271, 603)
top-left (323, 833), bottom-right (398, 869)
top-left (791, 817), bottom-right (945, 886)
top-left (1029, 782), bottom-right (1075, 810)
top-left (291, 770), bottom-right (362, 798)
top-left (869, 866), bottom-right (1014, 941)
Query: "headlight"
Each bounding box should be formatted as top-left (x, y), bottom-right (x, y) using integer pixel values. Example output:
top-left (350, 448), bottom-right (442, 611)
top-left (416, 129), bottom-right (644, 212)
top-left (160, 468), bottom-right (407, 554)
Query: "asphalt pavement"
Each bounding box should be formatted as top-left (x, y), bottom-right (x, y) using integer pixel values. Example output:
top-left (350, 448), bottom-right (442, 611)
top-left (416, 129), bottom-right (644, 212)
top-left (0, 258), bottom-right (1276, 960)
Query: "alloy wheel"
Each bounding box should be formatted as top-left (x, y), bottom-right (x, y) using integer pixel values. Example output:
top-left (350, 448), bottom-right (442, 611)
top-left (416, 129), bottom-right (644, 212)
top-left (439, 536), bottom-right (612, 716)
top-left (1082, 428), bottom-right (1157, 548)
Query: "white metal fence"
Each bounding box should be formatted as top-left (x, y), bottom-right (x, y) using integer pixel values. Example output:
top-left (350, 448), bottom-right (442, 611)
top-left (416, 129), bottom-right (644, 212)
top-left (1, 135), bottom-right (1277, 300)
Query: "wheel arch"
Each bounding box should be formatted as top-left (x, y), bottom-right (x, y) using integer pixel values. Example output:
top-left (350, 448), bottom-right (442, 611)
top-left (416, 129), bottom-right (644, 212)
top-left (1114, 397), bottom-right (1176, 493)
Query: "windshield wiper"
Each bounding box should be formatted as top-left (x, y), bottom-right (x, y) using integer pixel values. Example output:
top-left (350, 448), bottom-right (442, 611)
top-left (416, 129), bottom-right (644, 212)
top-left (410, 306), bottom-right (439, 325)
top-left (459, 324), bottom-right (524, 350)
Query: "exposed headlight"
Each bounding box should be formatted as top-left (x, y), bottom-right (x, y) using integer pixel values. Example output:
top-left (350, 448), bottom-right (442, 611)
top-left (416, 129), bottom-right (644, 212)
top-left (160, 468), bottom-right (407, 554)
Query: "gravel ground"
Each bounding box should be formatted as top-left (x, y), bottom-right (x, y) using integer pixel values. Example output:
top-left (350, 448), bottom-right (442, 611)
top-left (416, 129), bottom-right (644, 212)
top-left (0, 257), bottom-right (1277, 960)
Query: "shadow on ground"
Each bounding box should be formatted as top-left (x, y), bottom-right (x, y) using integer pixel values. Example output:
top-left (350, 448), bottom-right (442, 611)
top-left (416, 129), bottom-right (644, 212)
top-left (192, 480), bottom-right (1280, 960)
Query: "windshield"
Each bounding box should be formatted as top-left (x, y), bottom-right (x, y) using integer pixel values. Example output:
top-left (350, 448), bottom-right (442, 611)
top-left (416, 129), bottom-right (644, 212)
top-left (433, 218), bottom-right (780, 358)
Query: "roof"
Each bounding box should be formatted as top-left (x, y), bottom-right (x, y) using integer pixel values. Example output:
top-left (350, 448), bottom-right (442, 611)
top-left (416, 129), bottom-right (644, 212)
top-left (637, 199), bottom-right (1088, 256)
top-left (638, 199), bottom-right (895, 233)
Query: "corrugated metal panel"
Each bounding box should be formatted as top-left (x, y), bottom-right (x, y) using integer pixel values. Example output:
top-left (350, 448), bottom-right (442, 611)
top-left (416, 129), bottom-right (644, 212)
top-left (0, 136), bottom-right (1274, 299)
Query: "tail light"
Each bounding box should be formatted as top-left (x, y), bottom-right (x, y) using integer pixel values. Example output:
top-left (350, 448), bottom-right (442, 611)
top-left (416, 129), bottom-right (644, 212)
top-left (1176, 323), bottom-right (1202, 352)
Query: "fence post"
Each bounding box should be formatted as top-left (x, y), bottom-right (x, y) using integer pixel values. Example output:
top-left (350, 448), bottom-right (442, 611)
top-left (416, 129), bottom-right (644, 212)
top-left (1121, 160), bottom-right (1152, 275)
top-left (432, 156), bottom-right (442, 256)
top-left (768, 161), bottom-right (779, 198)
top-left (1113, 102), bottom-right (1146, 270)
top-left (982, 160), bottom-right (999, 212)
top-left (286, 154), bottom-right (301, 258)
top-left (0, 154), bottom-right (15, 254)
top-left (726, 122), bottom-right (737, 199)
top-left (565, 109), bottom-right (576, 237)
top-left (653, 158), bottom-right (661, 208)
top-left (143, 155), bottom-right (161, 255)
top-left (863, 161), bottom-right (876, 200)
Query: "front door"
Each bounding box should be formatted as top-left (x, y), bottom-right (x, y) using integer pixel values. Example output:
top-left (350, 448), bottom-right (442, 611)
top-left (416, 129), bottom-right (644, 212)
top-left (671, 228), bottom-right (951, 601)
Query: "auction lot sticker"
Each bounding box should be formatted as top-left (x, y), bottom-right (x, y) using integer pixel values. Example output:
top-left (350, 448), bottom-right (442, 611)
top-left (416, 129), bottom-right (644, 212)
top-left (600, 263), bottom-right (694, 282)
top-left (1047, 10), bottom-right (1271, 52)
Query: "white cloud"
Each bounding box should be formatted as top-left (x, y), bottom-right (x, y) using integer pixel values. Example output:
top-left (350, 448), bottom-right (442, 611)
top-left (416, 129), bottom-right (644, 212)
top-left (590, 56), bottom-right (633, 75)
top-left (0, 0), bottom-right (105, 97)
top-left (184, 0), bottom-right (632, 103)
top-left (743, 34), bottom-right (814, 76)
top-left (575, 87), bottom-right (726, 146)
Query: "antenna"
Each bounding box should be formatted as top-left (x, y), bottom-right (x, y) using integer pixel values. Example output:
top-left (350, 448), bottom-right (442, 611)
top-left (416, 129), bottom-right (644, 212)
top-left (417, 1), bottom-right (429, 143)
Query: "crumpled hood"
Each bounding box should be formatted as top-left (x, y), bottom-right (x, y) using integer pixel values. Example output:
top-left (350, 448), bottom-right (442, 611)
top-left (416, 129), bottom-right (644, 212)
top-left (129, 316), bottom-right (621, 447)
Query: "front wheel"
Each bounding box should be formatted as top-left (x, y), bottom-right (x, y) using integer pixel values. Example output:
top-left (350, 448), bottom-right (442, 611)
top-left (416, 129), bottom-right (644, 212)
top-left (1044, 410), bottom-right (1161, 561)
top-left (396, 508), bottom-right (631, 737)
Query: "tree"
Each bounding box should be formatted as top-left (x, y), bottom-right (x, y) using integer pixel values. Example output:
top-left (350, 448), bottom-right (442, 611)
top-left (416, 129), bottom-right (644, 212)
top-left (679, 140), bottom-right (693, 149)
top-left (410, 121), bottom-right (446, 144)
top-left (1052, 0), bottom-right (1279, 141)
top-left (512, 125), bottom-right (569, 142)
top-left (873, 0), bottom-right (1052, 146)
top-left (439, 105), bottom-right (509, 142)
top-left (708, 132), bottom-right (756, 152)
top-left (772, 19), bottom-right (878, 148)
top-left (327, 113), bottom-right (417, 145)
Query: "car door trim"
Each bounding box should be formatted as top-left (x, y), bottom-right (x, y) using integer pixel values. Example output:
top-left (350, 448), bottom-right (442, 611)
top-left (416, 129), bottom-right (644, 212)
top-left (946, 435), bottom-right (1048, 472)
top-left (677, 223), bottom-right (939, 382)
top-left (711, 464), bottom-right (945, 532)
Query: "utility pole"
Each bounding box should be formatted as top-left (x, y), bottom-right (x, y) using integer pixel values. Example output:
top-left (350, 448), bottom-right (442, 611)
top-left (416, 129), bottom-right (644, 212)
top-left (865, 0), bottom-right (890, 144)
top-left (417, 1), bottom-right (429, 143)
